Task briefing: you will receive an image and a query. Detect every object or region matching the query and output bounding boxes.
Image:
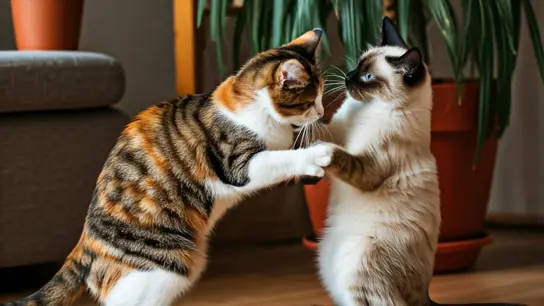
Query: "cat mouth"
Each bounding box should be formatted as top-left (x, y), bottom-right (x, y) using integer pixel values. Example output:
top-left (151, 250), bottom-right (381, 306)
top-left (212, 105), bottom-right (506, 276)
top-left (346, 87), bottom-right (368, 103)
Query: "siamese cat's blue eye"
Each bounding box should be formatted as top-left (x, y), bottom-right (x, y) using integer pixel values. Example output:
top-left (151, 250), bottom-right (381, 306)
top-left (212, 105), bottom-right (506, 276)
top-left (361, 73), bottom-right (375, 82)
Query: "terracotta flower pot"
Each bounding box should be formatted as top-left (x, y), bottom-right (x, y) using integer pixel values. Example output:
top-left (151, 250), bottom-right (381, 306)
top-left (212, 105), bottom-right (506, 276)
top-left (11, 0), bottom-right (84, 50)
top-left (303, 80), bottom-right (497, 274)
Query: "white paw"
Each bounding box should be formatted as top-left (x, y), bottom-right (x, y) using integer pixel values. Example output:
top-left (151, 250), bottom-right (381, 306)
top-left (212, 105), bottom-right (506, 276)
top-left (294, 143), bottom-right (335, 177)
top-left (303, 165), bottom-right (325, 177)
top-left (307, 143), bottom-right (335, 167)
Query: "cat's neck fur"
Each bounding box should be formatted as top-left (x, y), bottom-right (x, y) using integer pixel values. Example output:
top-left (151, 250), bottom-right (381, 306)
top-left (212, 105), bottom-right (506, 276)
top-left (340, 84), bottom-right (432, 155)
top-left (212, 77), bottom-right (293, 150)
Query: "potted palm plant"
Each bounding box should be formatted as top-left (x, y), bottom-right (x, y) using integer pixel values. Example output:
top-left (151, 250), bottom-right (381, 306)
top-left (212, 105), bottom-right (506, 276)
top-left (199, 0), bottom-right (544, 273)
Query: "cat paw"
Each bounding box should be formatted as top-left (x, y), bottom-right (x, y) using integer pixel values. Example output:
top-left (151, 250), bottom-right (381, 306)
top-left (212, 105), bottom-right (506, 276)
top-left (294, 143), bottom-right (335, 177)
top-left (302, 165), bottom-right (326, 177)
top-left (307, 143), bottom-right (335, 167)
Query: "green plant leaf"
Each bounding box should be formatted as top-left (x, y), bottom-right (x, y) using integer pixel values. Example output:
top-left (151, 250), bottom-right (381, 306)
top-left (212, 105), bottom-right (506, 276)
top-left (473, 0), bottom-right (494, 164)
top-left (210, 0), bottom-right (225, 77)
top-left (272, 0), bottom-right (286, 47)
top-left (232, 1), bottom-right (246, 70)
top-left (460, 0), bottom-right (477, 70)
top-left (398, 0), bottom-right (411, 41)
top-left (336, 0), bottom-right (378, 70)
top-left (260, 2), bottom-right (272, 50)
top-left (313, 0), bottom-right (331, 56)
top-left (210, 0), bottom-right (219, 40)
top-left (426, 0), bottom-right (463, 99)
top-left (512, 0), bottom-right (522, 53)
top-left (408, 0), bottom-right (429, 63)
top-left (364, 0), bottom-right (382, 45)
top-left (243, 0), bottom-right (259, 54)
top-left (493, 1), bottom-right (519, 137)
top-left (522, 0), bottom-right (544, 84)
top-left (495, 0), bottom-right (516, 54)
top-left (196, 0), bottom-right (207, 28)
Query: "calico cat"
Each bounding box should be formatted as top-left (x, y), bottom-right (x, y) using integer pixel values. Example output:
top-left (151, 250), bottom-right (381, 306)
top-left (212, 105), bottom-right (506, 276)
top-left (315, 18), bottom-right (523, 306)
top-left (1, 29), bottom-right (334, 306)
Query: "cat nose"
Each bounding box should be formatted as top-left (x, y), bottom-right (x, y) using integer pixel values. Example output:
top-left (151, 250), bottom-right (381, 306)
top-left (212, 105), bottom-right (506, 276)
top-left (346, 70), bottom-right (358, 84)
top-left (317, 110), bottom-right (323, 117)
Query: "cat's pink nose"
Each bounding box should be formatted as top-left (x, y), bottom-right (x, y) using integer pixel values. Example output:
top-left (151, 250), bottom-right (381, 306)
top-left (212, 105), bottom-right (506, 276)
top-left (317, 111), bottom-right (323, 117)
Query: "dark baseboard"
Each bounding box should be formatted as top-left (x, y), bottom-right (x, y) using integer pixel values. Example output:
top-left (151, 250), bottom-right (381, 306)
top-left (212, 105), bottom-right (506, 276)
top-left (485, 213), bottom-right (544, 230)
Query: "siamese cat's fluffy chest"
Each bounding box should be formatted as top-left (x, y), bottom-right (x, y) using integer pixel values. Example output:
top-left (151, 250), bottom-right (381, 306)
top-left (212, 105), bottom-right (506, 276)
top-left (330, 97), bottom-right (394, 154)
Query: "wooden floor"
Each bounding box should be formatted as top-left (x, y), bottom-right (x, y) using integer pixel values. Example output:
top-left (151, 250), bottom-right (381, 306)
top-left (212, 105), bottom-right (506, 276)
top-left (1, 229), bottom-right (543, 305)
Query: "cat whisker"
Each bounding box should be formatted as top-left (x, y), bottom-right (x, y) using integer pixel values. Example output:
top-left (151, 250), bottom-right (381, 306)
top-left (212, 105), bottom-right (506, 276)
top-left (324, 79), bottom-right (345, 85)
top-left (309, 122), bottom-right (316, 146)
top-left (360, 90), bottom-right (380, 102)
top-left (325, 91), bottom-right (345, 108)
top-left (318, 121), bottom-right (335, 143)
top-left (303, 122), bottom-right (310, 148)
top-left (292, 125), bottom-right (305, 149)
top-left (320, 67), bottom-right (334, 77)
top-left (343, 55), bottom-right (356, 67)
top-left (298, 122), bottom-right (306, 148)
top-left (329, 65), bottom-right (347, 77)
top-left (308, 122), bottom-right (314, 147)
top-left (316, 122), bottom-right (326, 141)
top-left (324, 77), bottom-right (346, 82)
top-left (324, 74), bottom-right (346, 80)
top-left (313, 121), bottom-right (322, 142)
top-left (324, 84), bottom-right (345, 91)
top-left (324, 82), bottom-right (346, 87)
top-left (324, 89), bottom-right (344, 97)
top-left (324, 85), bottom-right (346, 95)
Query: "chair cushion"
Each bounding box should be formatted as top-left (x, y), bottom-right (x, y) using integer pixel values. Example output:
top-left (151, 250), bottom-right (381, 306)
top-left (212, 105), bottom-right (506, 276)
top-left (0, 51), bottom-right (125, 113)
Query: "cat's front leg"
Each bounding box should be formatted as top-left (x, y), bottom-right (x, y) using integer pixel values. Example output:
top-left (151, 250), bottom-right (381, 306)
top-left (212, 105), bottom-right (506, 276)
top-left (325, 145), bottom-right (393, 192)
top-left (236, 145), bottom-right (333, 193)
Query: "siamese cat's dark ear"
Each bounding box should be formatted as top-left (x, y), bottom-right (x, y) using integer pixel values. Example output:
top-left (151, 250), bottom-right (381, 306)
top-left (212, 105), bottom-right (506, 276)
top-left (380, 17), bottom-right (408, 49)
top-left (281, 28), bottom-right (323, 61)
top-left (386, 48), bottom-right (425, 85)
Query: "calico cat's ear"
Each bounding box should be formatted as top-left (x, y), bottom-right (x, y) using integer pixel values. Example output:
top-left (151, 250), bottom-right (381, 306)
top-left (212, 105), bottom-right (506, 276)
top-left (281, 28), bottom-right (323, 60)
top-left (386, 48), bottom-right (425, 85)
top-left (278, 59), bottom-right (308, 89)
top-left (380, 17), bottom-right (408, 49)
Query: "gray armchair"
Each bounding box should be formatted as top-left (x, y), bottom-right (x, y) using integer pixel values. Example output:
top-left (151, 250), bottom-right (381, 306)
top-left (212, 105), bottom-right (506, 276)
top-left (0, 51), bottom-right (129, 268)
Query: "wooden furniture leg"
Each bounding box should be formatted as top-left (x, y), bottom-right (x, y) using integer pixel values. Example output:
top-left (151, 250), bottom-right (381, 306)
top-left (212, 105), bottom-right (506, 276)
top-left (173, 0), bottom-right (197, 96)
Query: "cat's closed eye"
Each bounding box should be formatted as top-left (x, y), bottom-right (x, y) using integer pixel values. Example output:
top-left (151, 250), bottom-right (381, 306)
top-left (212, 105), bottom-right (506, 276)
top-left (302, 101), bottom-right (315, 109)
top-left (281, 101), bottom-right (314, 109)
top-left (361, 73), bottom-right (376, 82)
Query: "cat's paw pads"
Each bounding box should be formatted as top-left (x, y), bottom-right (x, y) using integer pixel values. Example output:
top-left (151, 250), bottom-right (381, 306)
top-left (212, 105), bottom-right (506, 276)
top-left (308, 143), bottom-right (335, 167)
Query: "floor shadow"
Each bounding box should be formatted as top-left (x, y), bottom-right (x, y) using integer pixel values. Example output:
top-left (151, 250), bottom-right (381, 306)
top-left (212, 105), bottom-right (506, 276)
top-left (0, 262), bottom-right (60, 294)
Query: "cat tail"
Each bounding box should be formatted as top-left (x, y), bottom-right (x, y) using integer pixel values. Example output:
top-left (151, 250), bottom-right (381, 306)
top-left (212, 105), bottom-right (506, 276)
top-left (0, 234), bottom-right (93, 306)
top-left (428, 296), bottom-right (526, 306)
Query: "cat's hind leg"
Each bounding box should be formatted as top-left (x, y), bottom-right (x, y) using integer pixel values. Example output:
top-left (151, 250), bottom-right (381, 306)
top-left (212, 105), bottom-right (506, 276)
top-left (103, 269), bottom-right (191, 306)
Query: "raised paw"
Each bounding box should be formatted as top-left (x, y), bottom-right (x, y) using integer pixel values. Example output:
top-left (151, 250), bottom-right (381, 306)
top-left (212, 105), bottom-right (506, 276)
top-left (307, 143), bottom-right (335, 167)
top-left (303, 165), bottom-right (326, 178)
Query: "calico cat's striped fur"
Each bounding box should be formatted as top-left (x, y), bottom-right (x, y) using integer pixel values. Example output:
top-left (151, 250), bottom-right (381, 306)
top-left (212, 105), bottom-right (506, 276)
top-left (1, 29), bottom-right (334, 306)
top-left (316, 18), bottom-right (524, 306)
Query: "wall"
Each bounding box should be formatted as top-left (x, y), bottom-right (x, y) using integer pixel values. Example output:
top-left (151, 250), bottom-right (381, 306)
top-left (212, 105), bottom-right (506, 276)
top-left (0, 1), bottom-right (15, 50)
top-left (0, 0), bottom-right (177, 116)
top-left (489, 1), bottom-right (544, 217)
